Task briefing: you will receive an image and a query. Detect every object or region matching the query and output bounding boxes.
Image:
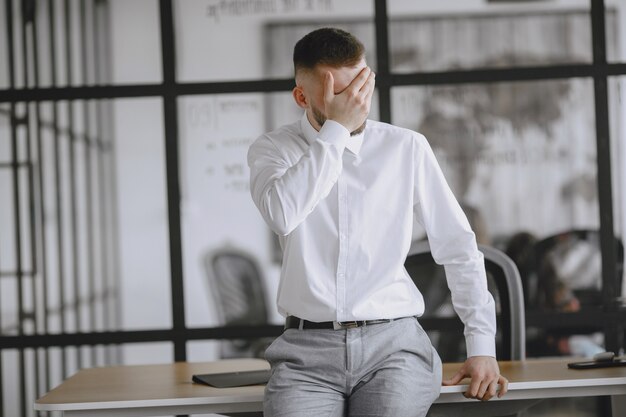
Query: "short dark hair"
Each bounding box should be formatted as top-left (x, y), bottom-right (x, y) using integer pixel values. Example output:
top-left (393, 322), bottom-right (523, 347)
top-left (293, 28), bottom-right (365, 74)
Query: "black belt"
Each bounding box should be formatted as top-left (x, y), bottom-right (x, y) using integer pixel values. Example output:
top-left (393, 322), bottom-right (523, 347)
top-left (285, 315), bottom-right (402, 330)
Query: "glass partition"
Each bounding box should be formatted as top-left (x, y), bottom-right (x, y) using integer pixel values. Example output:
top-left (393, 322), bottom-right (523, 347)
top-left (178, 91), bottom-right (381, 332)
top-left (2, 0), bottom-right (140, 89)
top-left (607, 0), bottom-right (625, 63)
top-left (110, 0), bottom-right (162, 84)
top-left (111, 98), bottom-right (172, 331)
top-left (178, 93), bottom-right (280, 330)
top-left (121, 342), bottom-right (174, 365)
top-left (0, 2), bottom-right (8, 89)
top-left (392, 79), bottom-right (598, 242)
top-left (174, 0), bottom-right (375, 82)
top-left (0, 98), bottom-right (172, 340)
top-left (388, 0), bottom-right (592, 72)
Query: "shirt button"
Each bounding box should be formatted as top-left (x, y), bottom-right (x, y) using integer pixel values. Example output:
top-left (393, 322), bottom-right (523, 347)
top-left (338, 273), bottom-right (345, 277)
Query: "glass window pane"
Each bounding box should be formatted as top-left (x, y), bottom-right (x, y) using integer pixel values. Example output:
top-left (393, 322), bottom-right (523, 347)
top-left (391, 79), bottom-right (598, 240)
top-left (0, 106), bottom-right (8, 162)
top-left (179, 92), bottom-right (380, 330)
top-left (188, 338), bottom-right (276, 362)
top-left (606, 0), bottom-right (625, 63)
top-left (112, 98), bottom-right (172, 330)
top-left (121, 342), bottom-right (173, 365)
top-left (0, 99), bottom-right (170, 335)
top-left (188, 340), bottom-right (221, 362)
top-left (8, 0), bottom-right (26, 89)
top-left (388, 0), bottom-right (592, 73)
top-left (179, 93), bottom-right (281, 329)
top-left (392, 79), bottom-right (619, 357)
top-left (265, 21), bottom-right (377, 79)
top-left (29, 0), bottom-right (104, 88)
top-left (3, 0), bottom-right (106, 89)
top-left (110, 0), bottom-right (162, 84)
top-left (0, 0), bottom-right (9, 89)
top-left (174, 0), bottom-right (375, 82)
top-left (0, 170), bottom-right (12, 274)
top-left (2, 350), bottom-right (23, 416)
top-left (0, 103), bottom-right (11, 164)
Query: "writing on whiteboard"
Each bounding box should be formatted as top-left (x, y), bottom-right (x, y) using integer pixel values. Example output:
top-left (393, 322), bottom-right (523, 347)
top-left (205, 0), bottom-right (333, 23)
top-left (185, 95), bottom-right (263, 194)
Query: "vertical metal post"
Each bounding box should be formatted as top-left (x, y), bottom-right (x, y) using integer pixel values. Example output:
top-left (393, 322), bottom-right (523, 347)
top-left (63, 0), bottom-right (83, 371)
top-left (6, 0), bottom-right (28, 415)
top-left (591, 0), bottom-right (620, 353)
top-left (104, 0), bottom-right (123, 362)
top-left (374, 0), bottom-right (391, 123)
top-left (159, 0), bottom-right (187, 362)
top-left (3, 0), bottom-right (13, 415)
top-left (106, 1), bottom-right (124, 366)
top-left (80, 0), bottom-right (97, 367)
top-left (31, 0), bottom-right (52, 394)
top-left (97, 107), bottom-right (110, 353)
top-left (94, 0), bottom-right (110, 355)
top-left (92, 0), bottom-right (107, 365)
top-left (99, 0), bottom-right (121, 365)
top-left (48, 0), bottom-right (68, 378)
top-left (20, 0), bottom-right (42, 409)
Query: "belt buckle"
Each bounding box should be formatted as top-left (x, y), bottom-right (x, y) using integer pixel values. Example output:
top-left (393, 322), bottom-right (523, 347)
top-left (333, 321), bottom-right (359, 330)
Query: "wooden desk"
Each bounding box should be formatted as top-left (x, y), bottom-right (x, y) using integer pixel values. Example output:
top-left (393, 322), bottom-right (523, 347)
top-left (35, 358), bottom-right (626, 417)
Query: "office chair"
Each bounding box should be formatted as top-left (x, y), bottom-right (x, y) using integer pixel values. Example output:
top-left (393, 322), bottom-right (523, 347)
top-left (533, 229), bottom-right (624, 308)
top-left (203, 247), bottom-right (272, 359)
top-left (406, 240), bottom-right (526, 361)
top-left (526, 230), bottom-right (624, 360)
top-left (407, 241), bottom-right (531, 417)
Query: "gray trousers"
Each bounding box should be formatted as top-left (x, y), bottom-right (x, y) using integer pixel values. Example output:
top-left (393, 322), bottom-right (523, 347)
top-left (264, 317), bottom-right (442, 417)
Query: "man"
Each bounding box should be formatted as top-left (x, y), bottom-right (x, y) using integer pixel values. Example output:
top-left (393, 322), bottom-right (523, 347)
top-left (248, 27), bottom-right (508, 417)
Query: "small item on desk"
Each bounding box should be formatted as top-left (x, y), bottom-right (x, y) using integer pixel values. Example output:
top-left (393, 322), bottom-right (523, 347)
top-left (568, 351), bottom-right (626, 369)
top-left (192, 369), bottom-right (271, 388)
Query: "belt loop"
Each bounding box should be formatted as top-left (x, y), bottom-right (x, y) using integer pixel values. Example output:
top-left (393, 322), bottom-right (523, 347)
top-left (298, 318), bottom-right (304, 330)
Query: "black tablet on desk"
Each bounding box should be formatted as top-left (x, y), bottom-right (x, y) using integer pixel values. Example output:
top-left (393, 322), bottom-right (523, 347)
top-left (192, 369), bottom-right (271, 388)
top-left (568, 358), bottom-right (626, 369)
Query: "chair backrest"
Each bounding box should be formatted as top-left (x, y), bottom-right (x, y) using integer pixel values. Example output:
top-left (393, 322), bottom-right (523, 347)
top-left (406, 240), bottom-right (526, 360)
top-left (533, 229), bottom-right (624, 308)
top-left (203, 247), bottom-right (268, 326)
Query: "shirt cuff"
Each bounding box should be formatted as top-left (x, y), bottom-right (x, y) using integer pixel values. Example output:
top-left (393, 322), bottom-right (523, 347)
top-left (465, 334), bottom-right (496, 358)
top-left (318, 120), bottom-right (350, 149)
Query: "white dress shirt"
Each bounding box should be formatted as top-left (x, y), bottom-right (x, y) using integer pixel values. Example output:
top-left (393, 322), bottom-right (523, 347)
top-left (248, 112), bottom-right (496, 357)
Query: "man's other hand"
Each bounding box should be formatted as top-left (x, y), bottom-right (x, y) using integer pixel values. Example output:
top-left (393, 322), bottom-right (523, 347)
top-left (442, 356), bottom-right (509, 401)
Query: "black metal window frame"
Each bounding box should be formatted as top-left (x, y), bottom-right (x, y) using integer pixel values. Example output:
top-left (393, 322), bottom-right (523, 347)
top-left (1, 0), bottom-right (625, 373)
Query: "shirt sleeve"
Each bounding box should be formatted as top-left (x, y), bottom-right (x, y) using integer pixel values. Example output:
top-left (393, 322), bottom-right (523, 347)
top-left (248, 120), bottom-right (349, 236)
top-left (412, 134), bottom-right (497, 358)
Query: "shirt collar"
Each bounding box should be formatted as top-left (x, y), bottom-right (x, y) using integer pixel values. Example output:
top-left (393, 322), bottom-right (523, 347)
top-left (300, 112), bottom-right (364, 156)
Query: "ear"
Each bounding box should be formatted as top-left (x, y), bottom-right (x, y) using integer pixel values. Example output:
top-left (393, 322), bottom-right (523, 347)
top-left (292, 86), bottom-right (308, 109)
